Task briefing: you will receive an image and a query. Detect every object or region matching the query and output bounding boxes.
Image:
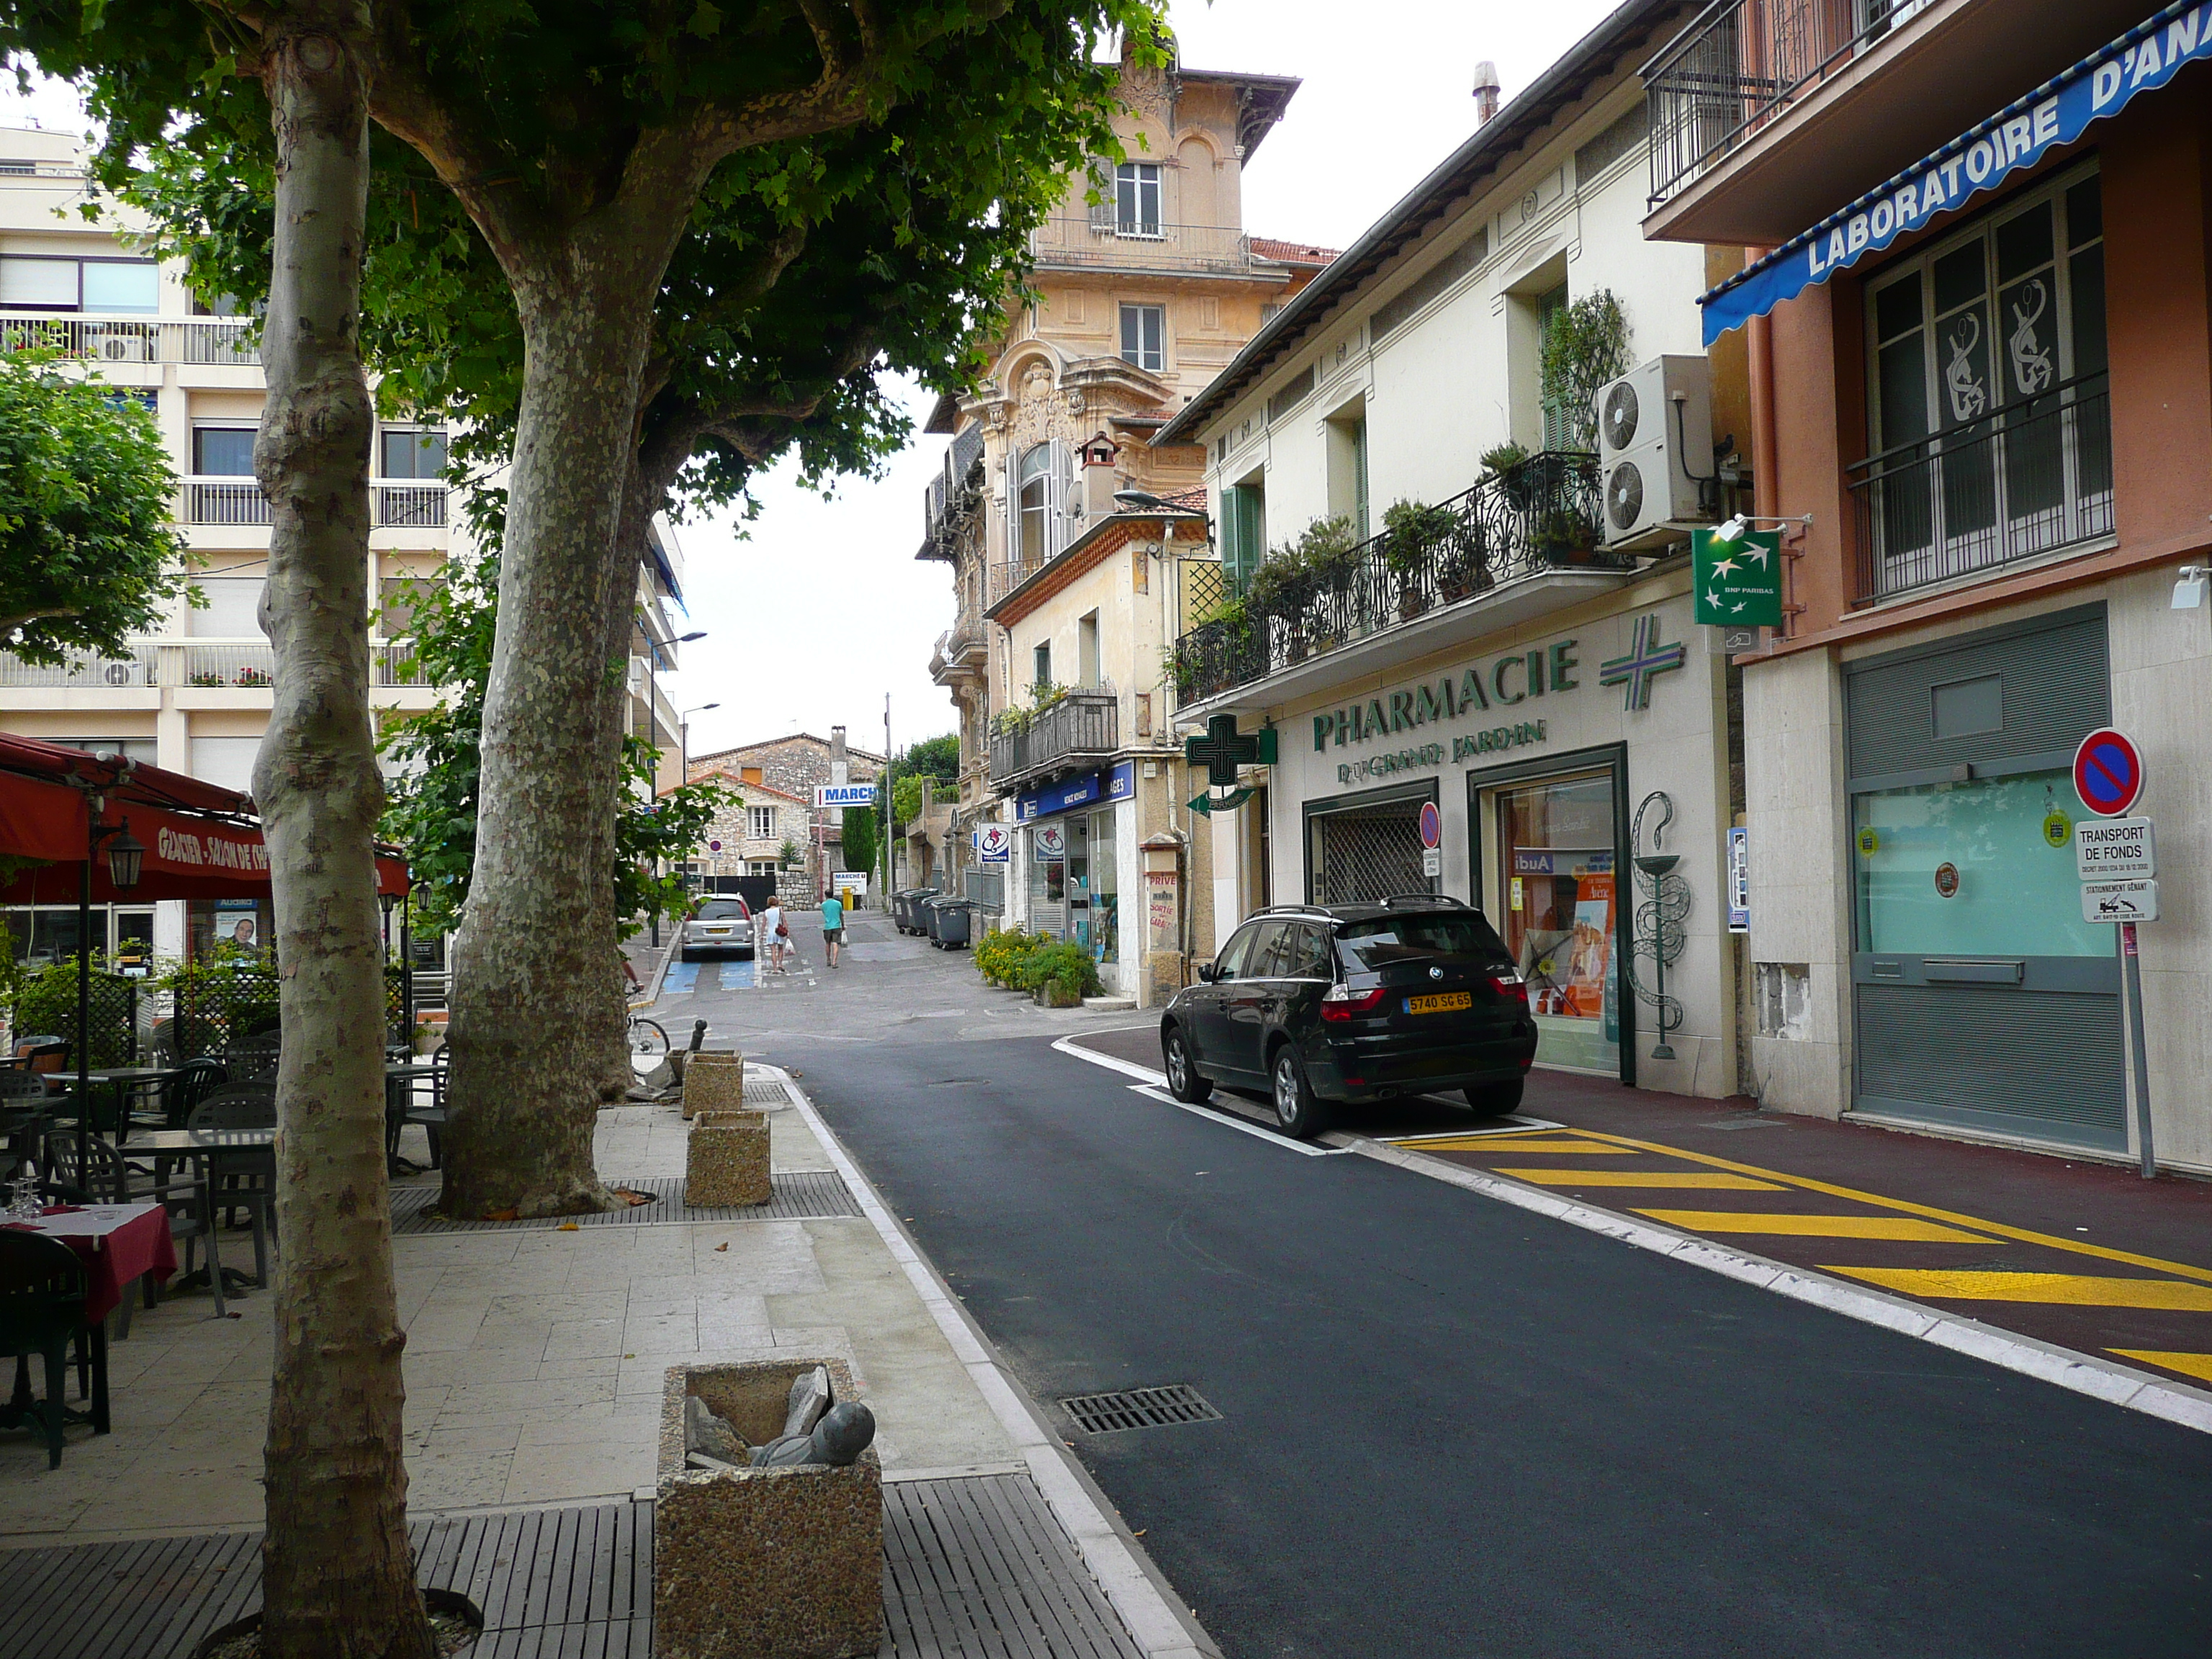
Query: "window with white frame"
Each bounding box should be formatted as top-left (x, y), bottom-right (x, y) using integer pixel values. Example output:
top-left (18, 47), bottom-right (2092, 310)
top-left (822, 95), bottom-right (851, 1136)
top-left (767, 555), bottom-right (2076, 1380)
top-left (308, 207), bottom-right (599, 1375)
top-left (379, 428), bottom-right (449, 479)
top-left (0, 255), bottom-right (157, 313)
top-left (748, 805), bottom-right (776, 840)
top-left (1858, 161), bottom-right (2109, 596)
top-left (1119, 304), bottom-right (1164, 372)
top-left (1017, 444), bottom-right (1053, 565)
top-left (1115, 162), bottom-right (1161, 235)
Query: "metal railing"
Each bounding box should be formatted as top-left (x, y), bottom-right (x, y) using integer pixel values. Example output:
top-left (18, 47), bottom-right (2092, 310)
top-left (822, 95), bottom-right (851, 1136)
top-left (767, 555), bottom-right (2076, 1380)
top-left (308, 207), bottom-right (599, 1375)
top-left (1643, 0), bottom-right (1937, 208)
top-left (1027, 217), bottom-right (1256, 274)
top-left (923, 423), bottom-right (986, 555)
top-left (965, 866), bottom-right (1005, 912)
top-left (0, 311), bottom-right (258, 365)
top-left (989, 691), bottom-right (1118, 786)
top-left (0, 645), bottom-right (156, 688)
top-left (1173, 451), bottom-right (1615, 706)
top-left (0, 637), bottom-right (435, 690)
top-left (1848, 374), bottom-right (2111, 603)
top-left (184, 477), bottom-right (449, 528)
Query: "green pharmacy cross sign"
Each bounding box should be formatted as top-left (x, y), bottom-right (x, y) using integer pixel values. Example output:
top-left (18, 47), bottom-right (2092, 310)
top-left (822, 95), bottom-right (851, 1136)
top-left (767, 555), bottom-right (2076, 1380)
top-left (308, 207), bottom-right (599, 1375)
top-left (1599, 613), bottom-right (1687, 711)
top-left (1694, 526), bottom-right (1784, 626)
top-left (1185, 713), bottom-right (1275, 786)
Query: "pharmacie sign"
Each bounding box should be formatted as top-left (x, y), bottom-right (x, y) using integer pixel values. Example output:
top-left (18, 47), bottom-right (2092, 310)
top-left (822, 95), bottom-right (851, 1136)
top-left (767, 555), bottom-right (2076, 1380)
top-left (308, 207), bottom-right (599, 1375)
top-left (1315, 626), bottom-right (1680, 786)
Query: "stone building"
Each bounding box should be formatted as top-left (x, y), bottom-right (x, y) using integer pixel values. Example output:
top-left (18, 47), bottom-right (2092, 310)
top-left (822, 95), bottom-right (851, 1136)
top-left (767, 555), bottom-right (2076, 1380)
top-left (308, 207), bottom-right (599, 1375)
top-left (684, 727), bottom-right (884, 899)
top-left (684, 775), bottom-right (813, 903)
top-left (916, 32), bottom-right (1330, 1002)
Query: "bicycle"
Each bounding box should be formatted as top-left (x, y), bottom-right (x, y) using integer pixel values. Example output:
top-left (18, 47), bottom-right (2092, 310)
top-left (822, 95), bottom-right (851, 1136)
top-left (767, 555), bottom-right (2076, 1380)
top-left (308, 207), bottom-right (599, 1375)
top-left (626, 1004), bottom-right (670, 1056)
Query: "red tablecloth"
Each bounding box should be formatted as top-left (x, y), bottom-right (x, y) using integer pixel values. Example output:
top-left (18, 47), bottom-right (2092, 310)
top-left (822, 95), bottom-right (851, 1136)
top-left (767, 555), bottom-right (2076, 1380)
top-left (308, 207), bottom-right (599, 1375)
top-left (4, 1203), bottom-right (178, 1321)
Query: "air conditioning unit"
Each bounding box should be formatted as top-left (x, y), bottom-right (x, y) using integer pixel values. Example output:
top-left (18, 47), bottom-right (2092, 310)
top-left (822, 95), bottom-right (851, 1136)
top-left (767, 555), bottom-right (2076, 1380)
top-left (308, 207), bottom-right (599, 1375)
top-left (90, 328), bottom-right (150, 364)
top-left (1595, 354), bottom-right (1717, 549)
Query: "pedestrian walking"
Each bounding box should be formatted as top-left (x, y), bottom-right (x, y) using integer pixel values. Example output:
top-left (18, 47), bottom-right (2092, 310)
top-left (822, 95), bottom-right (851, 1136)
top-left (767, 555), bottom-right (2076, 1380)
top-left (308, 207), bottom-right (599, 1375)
top-left (821, 890), bottom-right (845, 968)
top-left (760, 896), bottom-right (786, 974)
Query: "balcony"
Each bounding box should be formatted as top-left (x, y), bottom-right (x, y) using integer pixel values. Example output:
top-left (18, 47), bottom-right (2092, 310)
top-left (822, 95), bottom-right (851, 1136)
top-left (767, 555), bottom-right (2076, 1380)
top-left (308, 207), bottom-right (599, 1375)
top-left (988, 691), bottom-right (1118, 788)
top-left (930, 622), bottom-right (987, 688)
top-left (1639, 0), bottom-right (2149, 243)
top-left (1849, 373), bottom-right (2110, 603)
top-left (1, 312), bottom-right (258, 366)
top-left (0, 639), bottom-right (433, 691)
top-left (1174, 452), bottom-right (1619, 706)
top-left (184, 478), bottom-right (449, 529)
top-left (921, 424), bottom-right (986, 559)
top-left (1027, 217), bottom-right (1259, 277)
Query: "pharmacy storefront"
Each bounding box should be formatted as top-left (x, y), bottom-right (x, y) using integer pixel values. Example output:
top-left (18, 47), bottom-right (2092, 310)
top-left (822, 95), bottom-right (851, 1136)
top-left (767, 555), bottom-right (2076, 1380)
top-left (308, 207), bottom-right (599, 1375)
top-left (1012, 762), bottom-right (1135, 987)
top-left (1228, 580), bottom-right (1737, 1095)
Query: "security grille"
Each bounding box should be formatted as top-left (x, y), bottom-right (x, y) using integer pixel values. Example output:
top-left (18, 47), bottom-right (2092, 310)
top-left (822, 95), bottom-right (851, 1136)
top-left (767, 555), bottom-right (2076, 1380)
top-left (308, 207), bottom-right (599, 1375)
top-left (1310, 802), bottom-right (1432, 905)
top-left (1059, 1385), bottom-right (1223, 1435)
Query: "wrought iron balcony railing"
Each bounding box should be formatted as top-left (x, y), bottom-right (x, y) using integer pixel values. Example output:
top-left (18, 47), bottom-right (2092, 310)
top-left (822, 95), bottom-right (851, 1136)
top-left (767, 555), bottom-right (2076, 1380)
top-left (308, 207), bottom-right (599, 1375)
top-left (1643, 0), bottom-right (1938, 209)
top-left (1027, 217), bottom-right (1256, 275)
top-left (1848, 373), bottom-right (2110, 603)
top-left (1173, 451), bottom-right (1616, 706)
top-left (922, 422), bottom-right (987, 556)
top-left (988, 690), bottom-right (1118, 786)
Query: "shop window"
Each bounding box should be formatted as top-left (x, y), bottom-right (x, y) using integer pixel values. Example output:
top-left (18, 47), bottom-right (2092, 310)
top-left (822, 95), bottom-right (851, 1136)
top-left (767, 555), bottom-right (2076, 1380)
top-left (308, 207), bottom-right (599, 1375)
top-left (1493, 770), bottom-right (1618, 1074)
top-left (1852, 770), bottom-right (2103, 959)
top-left (1857, 162), bottom-right (2110, 597)
top-left (1308, 795), bottom-right (1430, 906)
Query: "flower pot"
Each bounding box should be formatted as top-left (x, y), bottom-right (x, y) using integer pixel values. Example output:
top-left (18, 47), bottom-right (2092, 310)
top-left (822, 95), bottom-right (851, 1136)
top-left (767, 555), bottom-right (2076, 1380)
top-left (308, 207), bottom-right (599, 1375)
top-left (1398, 591), bottom-right (1429, 621)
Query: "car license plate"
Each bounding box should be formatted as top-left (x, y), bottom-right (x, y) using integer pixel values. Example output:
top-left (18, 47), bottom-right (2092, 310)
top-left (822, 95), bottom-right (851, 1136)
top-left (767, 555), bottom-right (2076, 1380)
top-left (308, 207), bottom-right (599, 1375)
top-left (1406, 992), bottom-right (1471, 1015)
top-left (704, 927), bottom-right (729, 935)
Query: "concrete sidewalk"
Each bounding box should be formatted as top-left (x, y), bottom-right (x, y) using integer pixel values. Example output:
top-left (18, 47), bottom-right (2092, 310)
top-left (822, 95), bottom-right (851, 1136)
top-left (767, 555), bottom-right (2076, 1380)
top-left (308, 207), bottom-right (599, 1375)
top-left (0, 1061), bottom-right (1215, 1658)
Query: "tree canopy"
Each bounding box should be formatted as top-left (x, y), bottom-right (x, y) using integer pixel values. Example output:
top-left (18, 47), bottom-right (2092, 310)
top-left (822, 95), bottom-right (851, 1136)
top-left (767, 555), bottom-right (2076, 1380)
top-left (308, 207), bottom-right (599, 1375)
top-left (0, 352), bottom-right (194, 664)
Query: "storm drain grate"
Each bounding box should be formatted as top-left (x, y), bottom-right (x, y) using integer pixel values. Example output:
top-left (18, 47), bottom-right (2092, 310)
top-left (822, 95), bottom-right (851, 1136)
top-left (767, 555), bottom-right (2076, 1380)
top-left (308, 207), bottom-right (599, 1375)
top-left (1058, 1384), bottom-right (1223, 1435)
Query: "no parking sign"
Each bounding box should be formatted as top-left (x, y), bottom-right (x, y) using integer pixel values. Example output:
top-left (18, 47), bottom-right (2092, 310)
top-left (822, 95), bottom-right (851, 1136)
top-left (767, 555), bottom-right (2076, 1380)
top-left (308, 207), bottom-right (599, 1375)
top-left (1418, 801), bottom-right (1442, 878)
top-left (2073, 727), bottom-right (2145, 817)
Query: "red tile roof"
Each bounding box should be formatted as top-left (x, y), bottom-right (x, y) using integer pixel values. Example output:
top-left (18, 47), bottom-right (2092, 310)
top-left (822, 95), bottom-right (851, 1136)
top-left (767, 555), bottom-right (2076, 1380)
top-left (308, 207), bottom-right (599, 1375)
top-left (1250, 236), bottom-right (1339, 266)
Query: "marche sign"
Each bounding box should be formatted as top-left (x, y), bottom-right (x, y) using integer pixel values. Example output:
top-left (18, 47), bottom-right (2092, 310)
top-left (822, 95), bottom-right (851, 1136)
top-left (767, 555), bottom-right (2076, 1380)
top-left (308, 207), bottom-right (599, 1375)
top-left (1692, 528), bottom-right (1784, 627)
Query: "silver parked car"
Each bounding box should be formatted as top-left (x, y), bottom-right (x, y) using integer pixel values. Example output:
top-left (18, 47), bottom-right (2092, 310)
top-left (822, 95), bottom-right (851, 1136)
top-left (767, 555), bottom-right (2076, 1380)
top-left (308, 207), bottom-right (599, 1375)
top-left (681, 896), bottom-right (755, 961)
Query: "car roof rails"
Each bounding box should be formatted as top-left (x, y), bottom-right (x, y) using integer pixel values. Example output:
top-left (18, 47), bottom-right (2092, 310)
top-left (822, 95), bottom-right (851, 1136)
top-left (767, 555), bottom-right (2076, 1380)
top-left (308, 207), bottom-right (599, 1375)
top-left (1254, 902), bottom-right (1335, 920)
top-left (1378, 893), bottom-right (1469, 909)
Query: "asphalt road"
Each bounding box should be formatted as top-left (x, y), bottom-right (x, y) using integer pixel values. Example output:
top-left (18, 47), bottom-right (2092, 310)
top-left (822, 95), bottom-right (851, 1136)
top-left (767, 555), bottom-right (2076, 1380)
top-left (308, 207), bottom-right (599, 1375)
top-left (678, 915), bottom-right (2212, 1657)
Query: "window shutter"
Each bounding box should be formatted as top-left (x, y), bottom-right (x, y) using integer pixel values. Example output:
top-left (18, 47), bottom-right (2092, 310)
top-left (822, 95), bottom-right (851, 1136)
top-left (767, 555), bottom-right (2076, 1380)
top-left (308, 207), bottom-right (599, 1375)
top-left (1048, 440), bottom-right (1075, 556)
top-left (1089, 158), bottom-right (1115, 231)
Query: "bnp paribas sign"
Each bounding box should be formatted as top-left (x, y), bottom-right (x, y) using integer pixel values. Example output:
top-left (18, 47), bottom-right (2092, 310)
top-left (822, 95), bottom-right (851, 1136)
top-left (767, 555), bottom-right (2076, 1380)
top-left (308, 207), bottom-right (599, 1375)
top-left (1313, 620), bottom-right (1686, 786)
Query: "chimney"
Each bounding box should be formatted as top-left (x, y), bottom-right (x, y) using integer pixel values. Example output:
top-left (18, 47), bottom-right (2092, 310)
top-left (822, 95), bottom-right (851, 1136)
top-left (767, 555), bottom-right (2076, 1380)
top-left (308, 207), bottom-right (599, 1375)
top-left (830, 725), bottom-right (849, 788)
top-left (1473, 60), bottom-right (1501, 125)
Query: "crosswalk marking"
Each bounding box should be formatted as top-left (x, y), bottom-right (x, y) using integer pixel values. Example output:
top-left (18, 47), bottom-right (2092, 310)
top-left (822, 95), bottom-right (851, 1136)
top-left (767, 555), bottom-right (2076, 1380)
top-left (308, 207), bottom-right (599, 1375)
top-left (1491, 1169), bottom-right (1784, 1190)
top-left (1632, 1210), bottom-right (1992, 1242)
top-left (1409, 1137), bottom-right (1639, 1155)
top-left (1825, 1269), bottom-right (2212, 1312)
top-left (2109, 1350), bottom-right (2212, 1384)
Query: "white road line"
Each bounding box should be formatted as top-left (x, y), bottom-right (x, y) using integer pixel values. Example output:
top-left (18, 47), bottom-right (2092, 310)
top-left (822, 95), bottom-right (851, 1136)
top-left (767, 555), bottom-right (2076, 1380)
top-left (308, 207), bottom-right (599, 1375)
top-left (1126, 1084), bottom-right (1352, 1157)
top-left (1350, 1136), bottom-right (2212, 1439)
top-left (1051, 1034), bottom-right (1164, 1084)
top-left (765, 1062), bottom-right (1220, 1659)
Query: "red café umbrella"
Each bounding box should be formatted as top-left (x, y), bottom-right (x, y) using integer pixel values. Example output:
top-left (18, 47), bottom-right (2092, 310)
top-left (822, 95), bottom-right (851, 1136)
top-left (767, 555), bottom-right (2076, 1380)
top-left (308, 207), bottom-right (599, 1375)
top-left (0, 735), bottom-right (410, 1160)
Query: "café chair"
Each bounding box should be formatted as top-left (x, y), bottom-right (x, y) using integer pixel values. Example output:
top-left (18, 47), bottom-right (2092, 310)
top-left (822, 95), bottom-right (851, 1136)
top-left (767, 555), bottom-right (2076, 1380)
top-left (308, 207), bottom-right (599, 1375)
top-left (0, 1231), bottom-right (105, 1467)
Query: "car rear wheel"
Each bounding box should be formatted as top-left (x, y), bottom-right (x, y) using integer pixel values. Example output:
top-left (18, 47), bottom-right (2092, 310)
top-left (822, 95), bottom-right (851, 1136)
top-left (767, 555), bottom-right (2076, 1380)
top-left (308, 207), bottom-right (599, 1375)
top-left (679, 948), bottom-right (695, 964)
top-left (1271, 1045), bottom-right (1329, 1139)
top-left (1465, 1077), bottom-right (1525, 1115)
top-left (1162, 1026), bottom-right (1212, 1104)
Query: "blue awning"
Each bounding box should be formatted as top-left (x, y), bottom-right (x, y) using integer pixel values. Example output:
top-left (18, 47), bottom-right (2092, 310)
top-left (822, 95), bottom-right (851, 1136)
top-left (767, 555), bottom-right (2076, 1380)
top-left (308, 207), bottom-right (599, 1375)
top-left (1699, 3), bottom-right (2212, 346)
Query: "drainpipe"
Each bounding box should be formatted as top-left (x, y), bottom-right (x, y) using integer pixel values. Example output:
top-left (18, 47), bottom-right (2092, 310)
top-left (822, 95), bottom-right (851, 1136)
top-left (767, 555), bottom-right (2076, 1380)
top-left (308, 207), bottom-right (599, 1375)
top-left (1745, 246), bottom-right (1781, 633)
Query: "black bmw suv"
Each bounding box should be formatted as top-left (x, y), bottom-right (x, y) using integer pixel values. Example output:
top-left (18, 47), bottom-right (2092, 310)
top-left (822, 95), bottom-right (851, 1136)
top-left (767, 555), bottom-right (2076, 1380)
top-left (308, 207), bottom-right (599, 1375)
top-left (1159, 898), bottom-right (1539, 1138)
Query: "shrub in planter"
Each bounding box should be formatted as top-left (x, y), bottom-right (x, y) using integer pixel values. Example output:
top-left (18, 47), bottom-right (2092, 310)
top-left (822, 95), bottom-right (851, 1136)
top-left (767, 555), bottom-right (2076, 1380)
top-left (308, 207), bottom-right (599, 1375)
top-left (1021, 940), bottom-right (1100, 1004)
top-left (974, 927), bottom-right (1050, 987)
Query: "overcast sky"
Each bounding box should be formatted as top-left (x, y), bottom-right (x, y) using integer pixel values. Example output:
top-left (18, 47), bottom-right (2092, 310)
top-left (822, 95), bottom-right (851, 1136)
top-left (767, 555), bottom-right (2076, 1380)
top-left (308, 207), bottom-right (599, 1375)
top-left (1, 0), bottom-right (1619, 758)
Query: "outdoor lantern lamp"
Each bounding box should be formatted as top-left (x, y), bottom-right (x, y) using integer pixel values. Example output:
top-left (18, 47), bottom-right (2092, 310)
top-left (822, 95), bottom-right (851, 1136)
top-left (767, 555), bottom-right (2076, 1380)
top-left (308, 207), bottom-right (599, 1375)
top-left (104, 818), bottom-right (145, 891)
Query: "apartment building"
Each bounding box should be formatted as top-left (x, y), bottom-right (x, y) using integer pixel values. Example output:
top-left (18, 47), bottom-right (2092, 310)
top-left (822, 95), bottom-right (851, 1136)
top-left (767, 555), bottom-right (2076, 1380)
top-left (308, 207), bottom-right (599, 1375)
top-left (0, 122), bottom-right (689, 970)
top-left (1637, 0), bottom-right (2212, 1168)
top-left (917, 32), bottom-right (1330, 1002)
top-left (1155, 4), bottom-right (1746, 1094)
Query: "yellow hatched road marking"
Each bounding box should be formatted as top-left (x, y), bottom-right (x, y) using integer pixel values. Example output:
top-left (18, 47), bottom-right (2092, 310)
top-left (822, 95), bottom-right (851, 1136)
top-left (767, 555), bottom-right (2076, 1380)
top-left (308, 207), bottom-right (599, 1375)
top-left (1545, 1130), bottom-right (2212, 1287)
top-left (2109, 1350), bottom-right (2212, 1384)
top-left (1824, 1268), bottom-right (2212, 1312)
top-left (1632, 1210), bottom-right (1992, 1243)
top-left (1493, 1169), bottom-right (1783, 1190)
top-left (1409, 1137), bottom-right (1640, 1155)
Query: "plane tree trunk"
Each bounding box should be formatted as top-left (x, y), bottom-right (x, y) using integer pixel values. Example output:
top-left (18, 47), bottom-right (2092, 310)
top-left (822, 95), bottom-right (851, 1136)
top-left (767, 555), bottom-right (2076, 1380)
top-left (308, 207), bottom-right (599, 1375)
top-left (251, 8), bottom-right (434, 1656)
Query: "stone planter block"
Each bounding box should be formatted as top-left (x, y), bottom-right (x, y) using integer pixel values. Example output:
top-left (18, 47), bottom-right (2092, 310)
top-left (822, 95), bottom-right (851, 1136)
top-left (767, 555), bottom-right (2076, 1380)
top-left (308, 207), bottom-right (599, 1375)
top-left (687, 1110), bottom-right (770, 1208)
top-left (657, 1359), bottom-right (883, 1659)
top-left (684, 1050), bottom-right (744, 1120)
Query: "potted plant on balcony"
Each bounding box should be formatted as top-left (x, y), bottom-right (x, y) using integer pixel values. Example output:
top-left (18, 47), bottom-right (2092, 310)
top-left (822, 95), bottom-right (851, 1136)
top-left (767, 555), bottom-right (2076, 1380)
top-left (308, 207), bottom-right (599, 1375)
top-left (189, 670), bottom-right (225, 688)
top-left (1480, 439), bottom-right (1533, 513)
top-left (1539, 288), bottom-right (1632, 454)
top-left (234, 666), bottom-right (272, 688)
top-left (1383, 500), bottom-right (1455, 620)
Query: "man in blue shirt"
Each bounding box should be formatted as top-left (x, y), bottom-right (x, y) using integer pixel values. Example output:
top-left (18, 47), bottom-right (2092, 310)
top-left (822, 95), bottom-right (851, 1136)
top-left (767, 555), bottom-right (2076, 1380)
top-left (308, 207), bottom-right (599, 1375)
top-left (821, 891), bottom-right (845, 968)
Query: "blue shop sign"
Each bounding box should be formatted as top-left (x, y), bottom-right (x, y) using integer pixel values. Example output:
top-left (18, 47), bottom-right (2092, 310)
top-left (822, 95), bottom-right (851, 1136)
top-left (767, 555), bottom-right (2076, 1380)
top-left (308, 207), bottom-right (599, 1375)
top-left (1017, 761), bottom-right (1136, 822)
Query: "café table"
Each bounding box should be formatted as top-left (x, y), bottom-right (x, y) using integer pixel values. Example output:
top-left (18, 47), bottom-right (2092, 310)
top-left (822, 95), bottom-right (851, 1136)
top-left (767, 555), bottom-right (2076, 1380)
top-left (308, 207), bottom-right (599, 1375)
top-left (2, 1201), bottom-right (179, 1434)
top-left (83, 1066), bottom-right (186, 1143)
top-left (134, 1128), bottom-right (277, 1307)
top-left (385, 1063), bottom-right (441, 1175)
